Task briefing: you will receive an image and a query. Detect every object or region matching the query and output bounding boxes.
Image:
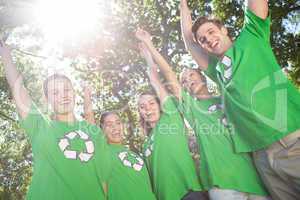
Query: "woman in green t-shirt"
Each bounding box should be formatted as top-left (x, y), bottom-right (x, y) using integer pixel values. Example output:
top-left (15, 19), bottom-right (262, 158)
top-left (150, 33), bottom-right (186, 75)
top-left (137, 43), bottom-right (208, 200)
top-left (83, 88), bottom-right (156, 200)
top-left (136, 29), bottom-right (270, 200)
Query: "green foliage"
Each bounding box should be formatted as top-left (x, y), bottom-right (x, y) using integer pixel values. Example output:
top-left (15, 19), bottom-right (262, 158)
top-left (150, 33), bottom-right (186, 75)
top-left (0, 0), bottom-right (299, 199)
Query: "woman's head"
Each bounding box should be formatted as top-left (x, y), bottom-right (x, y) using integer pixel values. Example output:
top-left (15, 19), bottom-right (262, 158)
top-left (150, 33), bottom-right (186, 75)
top-left (180, 68), bottom-right (208, 96)
top-left (138, 91), bottom-right (161, 133)
top-left (43, 74), bottom-right (75, 115)
top-left (100, 111), bottom-right (123, 144)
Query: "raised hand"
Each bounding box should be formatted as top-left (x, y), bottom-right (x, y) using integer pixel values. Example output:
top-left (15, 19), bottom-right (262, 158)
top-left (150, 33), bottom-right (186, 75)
top-left (135, 28), bottom-right (152, 45)
top-left (139, 43), bottom-right (160, 87)
top-left (180, 0), bottom-right (188, 9)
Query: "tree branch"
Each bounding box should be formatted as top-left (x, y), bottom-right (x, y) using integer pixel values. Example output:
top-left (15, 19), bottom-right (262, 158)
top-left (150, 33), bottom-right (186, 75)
top-left (0, 110), bottom-right (16, 122)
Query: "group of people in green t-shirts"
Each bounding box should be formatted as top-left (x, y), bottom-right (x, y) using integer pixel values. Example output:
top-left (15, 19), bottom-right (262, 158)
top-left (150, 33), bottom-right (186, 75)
top-left (1, 0), bottom-right (300, 200)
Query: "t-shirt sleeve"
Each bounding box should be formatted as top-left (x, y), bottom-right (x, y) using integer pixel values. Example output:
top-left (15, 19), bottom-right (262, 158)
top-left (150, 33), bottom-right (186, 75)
top-left (178, 90), bottom-right (196, 125)
top-left (204, 55), bottom-right (219, 83)
top-left (92, 125), bottom-right (112, 182)
top-left (161, 95), bottom-right (181, 116)
top-left (242, 8), bottom-right (271, 41)
top-left (19, 102), bottom-right (47, 140)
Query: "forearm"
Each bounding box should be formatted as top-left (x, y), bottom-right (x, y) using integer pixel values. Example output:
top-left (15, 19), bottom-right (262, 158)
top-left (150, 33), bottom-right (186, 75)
top-left (3, 54), bottom-right (22, 89)
top-left (180, 3), bottom-right (209, 70)
top-left (143, 57), bottom-right (169, 102)
top-left (83, 93), bottom-right (96, 125)
top-left (180, 1), bottom-right (195, 49)
top-left (246, 0), bottom-right (268, 19)
top-left (2, 52), bottom-right (31, 118)
top-left (144, 42), bottom-right (181, 99)
top-left (146, 43), bottom-right (176, 80)
top-left (151, 79), bottom-right (169, 103)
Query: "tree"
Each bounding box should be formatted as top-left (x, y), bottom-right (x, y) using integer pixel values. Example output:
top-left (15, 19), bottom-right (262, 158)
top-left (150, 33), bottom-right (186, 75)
top-left (0, 0), bottom-right (299, 199)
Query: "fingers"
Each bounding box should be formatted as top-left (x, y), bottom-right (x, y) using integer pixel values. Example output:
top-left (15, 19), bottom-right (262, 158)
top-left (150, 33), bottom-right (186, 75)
top-left (180, 0), bottom-right (188, 9)
top-left (135, 27), bottom-right (151, 40)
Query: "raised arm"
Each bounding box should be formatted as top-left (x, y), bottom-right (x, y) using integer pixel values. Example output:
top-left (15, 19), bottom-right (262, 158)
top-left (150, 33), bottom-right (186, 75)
top-left (180, 0), bottom-right (209, 70)
top-left (83, 85), bottom-right (96, 125)
top-left (136, 29), bottom-right (182, 100)
top-left (246, 0), bottom-right (268, 19)
top-left (0, 41), bottom-right (31, 119)
top-left (139, 43), bottom-right (168, 103)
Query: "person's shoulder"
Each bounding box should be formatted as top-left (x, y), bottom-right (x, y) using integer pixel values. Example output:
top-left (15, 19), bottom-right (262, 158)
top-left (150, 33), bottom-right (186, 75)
top-left (239, 8), bottom-right (271, 41)
top-left (79, 120), bottom-right (103, 135)
top-left (161, 95), bottom-right (180, 115)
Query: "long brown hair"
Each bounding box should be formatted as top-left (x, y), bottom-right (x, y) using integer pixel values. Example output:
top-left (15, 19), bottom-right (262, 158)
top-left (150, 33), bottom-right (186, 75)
top-left (137, 91), bottom-right (161, 136)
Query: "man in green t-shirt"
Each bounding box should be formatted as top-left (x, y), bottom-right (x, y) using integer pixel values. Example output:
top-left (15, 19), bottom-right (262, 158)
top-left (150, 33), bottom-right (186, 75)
top-left (0, 41), bottom-right (110, 199)
top-left (180, 0), bottom-right (300, 199)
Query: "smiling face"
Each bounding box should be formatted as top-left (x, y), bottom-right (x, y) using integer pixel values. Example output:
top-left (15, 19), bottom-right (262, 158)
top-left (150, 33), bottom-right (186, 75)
top-left (101, 113), bottom-right (123, 144)
top-left (45, 77), bottom-right (75, 115)
top-left (138, 94), bottom-right (161, 127)
top-left (194, 22), bottom-right (231, 57)
top-left (180, 69), bottom-right (207, 96)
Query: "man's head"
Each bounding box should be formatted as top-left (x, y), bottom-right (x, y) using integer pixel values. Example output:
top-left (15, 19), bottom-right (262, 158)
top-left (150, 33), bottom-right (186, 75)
top-left (192, 16), bottom-right (232, 56)
top-left (43, 74), bottom-right (75, 115)
top-left (100, 112), bottom-right (123, 144)
top-left (180, 68), bottom-right (207, 96)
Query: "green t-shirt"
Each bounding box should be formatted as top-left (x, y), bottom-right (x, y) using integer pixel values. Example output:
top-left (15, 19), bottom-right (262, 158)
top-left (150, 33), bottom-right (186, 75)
top-left (107, 144), bottom-right (156, 200)
top-left (20, 104), bottom-right (111, 200)
top-left (205, 9), bottom-right (300, 152)
top-left (142, 96), bottom-right (202, 200)
top-left (179, 90), bottom-right (268, 195)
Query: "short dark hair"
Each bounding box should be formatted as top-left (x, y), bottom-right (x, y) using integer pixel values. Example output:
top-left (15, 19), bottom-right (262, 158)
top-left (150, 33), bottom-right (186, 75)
top-left (192, 16), bottom-right (223, 43)
top-left (99, 111), bottom-right (120, 128)
top-left (43, 74), bottom-right (72, 97)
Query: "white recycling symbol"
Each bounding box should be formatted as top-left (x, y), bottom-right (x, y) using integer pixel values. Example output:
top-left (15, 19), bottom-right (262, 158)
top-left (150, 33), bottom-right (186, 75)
top-left (118, 151), bottom-right (144, 171)
top-left (58, 130), bottom-right (94, 162)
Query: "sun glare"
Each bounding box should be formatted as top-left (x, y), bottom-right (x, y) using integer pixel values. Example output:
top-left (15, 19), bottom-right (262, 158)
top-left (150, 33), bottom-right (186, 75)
top-left (34, 0), bottom-right (103, 44)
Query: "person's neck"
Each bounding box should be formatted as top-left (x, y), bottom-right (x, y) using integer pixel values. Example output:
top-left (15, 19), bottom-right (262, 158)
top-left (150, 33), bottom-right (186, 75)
top-left (195, 88), bottom-right (212, 100)
top-left (217, 39), bottom-right (233, 59)
top-left (53, 112), bottom-right (76, 123)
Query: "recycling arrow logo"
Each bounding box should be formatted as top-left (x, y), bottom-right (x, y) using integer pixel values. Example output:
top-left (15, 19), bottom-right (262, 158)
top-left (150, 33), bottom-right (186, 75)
top-left (118, 151), bottom-right (144, 171)
top-left (58, 130), bottom-right (95, 162)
